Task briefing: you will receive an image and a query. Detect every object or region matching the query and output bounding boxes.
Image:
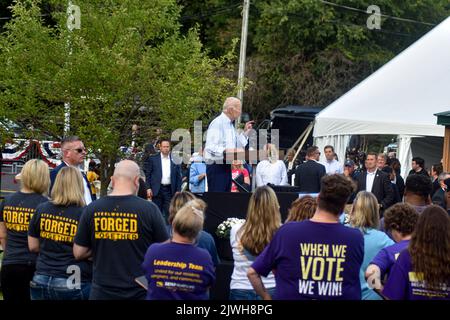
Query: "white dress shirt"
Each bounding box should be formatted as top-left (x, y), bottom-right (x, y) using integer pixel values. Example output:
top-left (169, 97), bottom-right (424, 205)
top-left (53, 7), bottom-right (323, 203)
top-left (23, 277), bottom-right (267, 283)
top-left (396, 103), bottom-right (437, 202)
top-left (366, 170), bottom-right (377, 193)
top-left (204, 112), bottom-right (248, 163)
top-left (321, 159), bottom-right (343, 175)
top-left (255, 160), bottom-right (288, 187)
top-left (161, 153), bottom-right (171, 185)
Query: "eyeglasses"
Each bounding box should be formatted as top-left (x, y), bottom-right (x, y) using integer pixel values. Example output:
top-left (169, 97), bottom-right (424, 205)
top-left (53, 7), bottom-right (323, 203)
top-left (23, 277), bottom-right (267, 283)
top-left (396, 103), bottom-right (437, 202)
top-left (64, 148), bottom-right (86, 153)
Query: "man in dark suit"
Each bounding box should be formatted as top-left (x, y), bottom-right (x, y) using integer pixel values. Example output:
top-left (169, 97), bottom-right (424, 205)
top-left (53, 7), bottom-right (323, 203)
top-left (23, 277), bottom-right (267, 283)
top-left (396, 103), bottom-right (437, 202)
top-left (144, 139), bottom-right (182, 223)
top-left (432, 173), bottom-right (450, 209)
top-left (407, 157), bottom-right (429, 177)
top-left (356, 152), bottom-right (394, 214)
top-left (294, 146), bottom-right (326, 193)
top-left (50, 136), bottom-right (93, 204)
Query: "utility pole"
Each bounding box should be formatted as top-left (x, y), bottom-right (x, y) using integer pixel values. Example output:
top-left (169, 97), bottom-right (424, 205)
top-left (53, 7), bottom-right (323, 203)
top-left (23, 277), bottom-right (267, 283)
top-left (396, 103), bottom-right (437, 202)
top-left (236, 0), bottom-right (250, 127)
top-left (64, 1), bottom-right (73, 135)
top-left (64, 1), bottom-right (81, 135)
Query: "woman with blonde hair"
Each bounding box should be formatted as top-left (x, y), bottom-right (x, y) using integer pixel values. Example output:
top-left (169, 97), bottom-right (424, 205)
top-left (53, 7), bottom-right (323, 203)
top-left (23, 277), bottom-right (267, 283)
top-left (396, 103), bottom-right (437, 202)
top-left (231, 160), bottom-right (250, 192)
top-left (0, 159), bottom-right (50, 300)
top-left (349, 191), bottom-right (394, 300)
top-left (167, 191), bottom-right (219, 267)
top-left (142, 199), bottom-right (215, 300)
top-left (255, 144), bottom-right (288, 187)
top-left (229, 186), bottom-right (281, 300)
top-left (27, 166), bottom-right (92, 300)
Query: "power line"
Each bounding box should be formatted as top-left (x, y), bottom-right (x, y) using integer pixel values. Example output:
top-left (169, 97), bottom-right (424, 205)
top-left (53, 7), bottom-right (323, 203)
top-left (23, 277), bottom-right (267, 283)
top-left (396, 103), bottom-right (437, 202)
top-left (319, 0), bottom-right (437, 27)
top-left (322, 19), bottom-right (419, 38)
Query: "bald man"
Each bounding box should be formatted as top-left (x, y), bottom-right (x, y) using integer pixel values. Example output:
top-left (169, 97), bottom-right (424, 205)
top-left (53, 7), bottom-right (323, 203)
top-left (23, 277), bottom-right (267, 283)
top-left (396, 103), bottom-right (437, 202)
top-left (204, 97), bottom-right (254, 192)
top-left (74, 160), bottom-right (169, 300)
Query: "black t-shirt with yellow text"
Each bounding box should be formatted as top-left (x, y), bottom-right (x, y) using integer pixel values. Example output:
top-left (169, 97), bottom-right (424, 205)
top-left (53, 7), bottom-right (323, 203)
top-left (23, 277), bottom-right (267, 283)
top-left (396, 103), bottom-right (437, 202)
top-left (0, 191), bottom-right (48, 265)
top-left (28, 202), bottom-right (92, 281)
top-left (74, 195), bottom-right (169, 299)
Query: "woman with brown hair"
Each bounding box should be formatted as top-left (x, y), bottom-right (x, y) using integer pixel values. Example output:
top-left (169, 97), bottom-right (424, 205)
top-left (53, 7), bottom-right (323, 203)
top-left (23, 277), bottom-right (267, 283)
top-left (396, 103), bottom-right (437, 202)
top-left (383, 205), bottom-right (450, 300)
top-left (167, 191), bottom-right (219, 267)
top-left (229, 186), bottom-right (281, 300)
top-left (0, 159), bottom-right (50, 301)
top-left (285, 195), bottom-right (317, 222)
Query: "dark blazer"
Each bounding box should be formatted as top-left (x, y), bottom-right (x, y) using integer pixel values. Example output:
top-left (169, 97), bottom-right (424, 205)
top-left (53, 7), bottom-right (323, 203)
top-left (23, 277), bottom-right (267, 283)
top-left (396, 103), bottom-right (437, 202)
top-left (294, 160), bottom-right (326, 193)
top-left (356, 169), bottom-right (394, 209)
top-left (431, 178), bottom-right (440, 198)
top-left (284, 158), bottom-right (301, 185)
top-left (432, 188), bottom-right (446, 209)
top-left (144, 153), bottom-right (182, 197)
top-left (408, 168), bottom-right (429, 177)
top-left (50, 162), bottom-right (93, 200)
top-left (395, 174), bottom-right (405, 198)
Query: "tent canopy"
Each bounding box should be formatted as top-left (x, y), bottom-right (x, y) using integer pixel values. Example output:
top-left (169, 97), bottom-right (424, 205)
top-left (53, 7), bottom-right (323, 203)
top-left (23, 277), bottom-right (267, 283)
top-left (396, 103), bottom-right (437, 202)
top-left (313, 16), bottom-right (450, 138)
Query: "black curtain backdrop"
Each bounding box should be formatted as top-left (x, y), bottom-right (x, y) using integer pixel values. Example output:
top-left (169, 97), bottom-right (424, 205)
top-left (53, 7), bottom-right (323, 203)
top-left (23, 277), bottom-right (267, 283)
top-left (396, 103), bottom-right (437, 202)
top-left (197, 191), bottom-right (299, 300)
top-left (198, 192), bottom-right (299, 237)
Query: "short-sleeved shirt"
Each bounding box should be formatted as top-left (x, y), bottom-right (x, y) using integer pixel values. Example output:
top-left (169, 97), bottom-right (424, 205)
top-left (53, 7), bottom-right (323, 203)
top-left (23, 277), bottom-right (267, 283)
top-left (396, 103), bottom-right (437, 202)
top-left (28, 202), bottom-right (92, 281)
top-left (359, 228), bottom-right (395, 300)
top-left (0, 191), bottom-right (48, 265)
top-left (251, 220), bottom-right (364, 300)
top-left (74, 195), bottom-right (169, 299)
top-left (383, 250), bottom-right (450, 300)
top-left (370, 240), bottom-right (410, 278)
top-left (142, 242), bottom-right (215, 300)
top-left (231, 169), bottom-right (249, 192)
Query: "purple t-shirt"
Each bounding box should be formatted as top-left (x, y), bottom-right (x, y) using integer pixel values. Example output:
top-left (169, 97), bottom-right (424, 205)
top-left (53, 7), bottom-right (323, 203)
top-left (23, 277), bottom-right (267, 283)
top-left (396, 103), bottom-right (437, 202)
top-left (142, 242), bottom-right (215, 300)
top-left (383, 250), bottom-right (450, 300)
top-left (370, 240), bottom-right (409, 278)
top-left (252, 220), bottom-right (364, 300)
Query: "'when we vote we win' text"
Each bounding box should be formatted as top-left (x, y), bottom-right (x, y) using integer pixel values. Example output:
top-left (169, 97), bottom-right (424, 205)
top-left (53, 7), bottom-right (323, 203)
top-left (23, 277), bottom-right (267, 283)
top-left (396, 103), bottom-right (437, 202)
top-left (299, 243), bottom-right (347, 296)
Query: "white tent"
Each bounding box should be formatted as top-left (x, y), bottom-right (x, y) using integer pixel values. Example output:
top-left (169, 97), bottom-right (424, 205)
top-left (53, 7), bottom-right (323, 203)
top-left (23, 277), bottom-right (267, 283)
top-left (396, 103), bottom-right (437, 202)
top-left (313, 16), bottom-right (450, 177)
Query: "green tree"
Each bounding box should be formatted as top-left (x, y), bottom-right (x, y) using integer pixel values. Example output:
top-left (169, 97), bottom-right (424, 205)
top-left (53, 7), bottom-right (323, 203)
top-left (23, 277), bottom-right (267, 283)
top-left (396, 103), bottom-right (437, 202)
top-left (245, 0), bottom-right (450, 119)
top-left (0, 0), bottom-right (235, 194)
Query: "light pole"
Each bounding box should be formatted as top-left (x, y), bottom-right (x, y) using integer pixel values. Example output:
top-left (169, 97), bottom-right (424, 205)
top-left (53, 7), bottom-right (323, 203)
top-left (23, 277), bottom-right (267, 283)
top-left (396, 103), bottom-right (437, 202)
top-left (236, 0), bottom-right (250, 127)
top-left (64, 1), bottom-right (81, 135)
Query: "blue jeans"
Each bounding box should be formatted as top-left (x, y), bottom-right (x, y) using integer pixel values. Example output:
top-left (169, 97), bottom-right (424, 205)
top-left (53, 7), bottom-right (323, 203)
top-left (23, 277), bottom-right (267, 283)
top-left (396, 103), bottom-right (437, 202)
top-left (30, 274), bottom-right (91, 300)
top-left (229, 288), bottom-right (276, 300)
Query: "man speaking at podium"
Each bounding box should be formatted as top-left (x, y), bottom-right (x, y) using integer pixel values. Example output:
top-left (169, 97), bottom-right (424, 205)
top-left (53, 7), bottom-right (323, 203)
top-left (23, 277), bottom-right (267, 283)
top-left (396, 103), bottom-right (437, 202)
top-left (204, 97), bottom-right (254, 192)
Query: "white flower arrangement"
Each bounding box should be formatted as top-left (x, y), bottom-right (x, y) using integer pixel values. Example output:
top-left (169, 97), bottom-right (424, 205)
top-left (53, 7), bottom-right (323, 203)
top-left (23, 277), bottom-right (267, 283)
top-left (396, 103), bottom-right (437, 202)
top-left (215, 218), bottom-right (245, 239)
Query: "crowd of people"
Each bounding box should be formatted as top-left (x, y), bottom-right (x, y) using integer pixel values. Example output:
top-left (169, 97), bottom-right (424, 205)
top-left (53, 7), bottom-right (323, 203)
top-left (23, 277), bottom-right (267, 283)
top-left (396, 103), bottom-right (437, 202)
top-left (0, 97), bottom-right (449, 301)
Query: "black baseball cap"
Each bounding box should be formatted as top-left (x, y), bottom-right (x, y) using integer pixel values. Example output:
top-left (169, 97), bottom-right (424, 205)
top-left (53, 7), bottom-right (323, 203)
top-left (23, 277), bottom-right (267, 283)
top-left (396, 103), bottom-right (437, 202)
top-left (344, 160), bottom-right (355, 167)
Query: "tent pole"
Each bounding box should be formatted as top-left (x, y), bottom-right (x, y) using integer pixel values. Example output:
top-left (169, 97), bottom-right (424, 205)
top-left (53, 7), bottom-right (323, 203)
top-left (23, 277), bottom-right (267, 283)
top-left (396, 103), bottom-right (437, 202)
top-left (290, 121), bottom-right (315, 162)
